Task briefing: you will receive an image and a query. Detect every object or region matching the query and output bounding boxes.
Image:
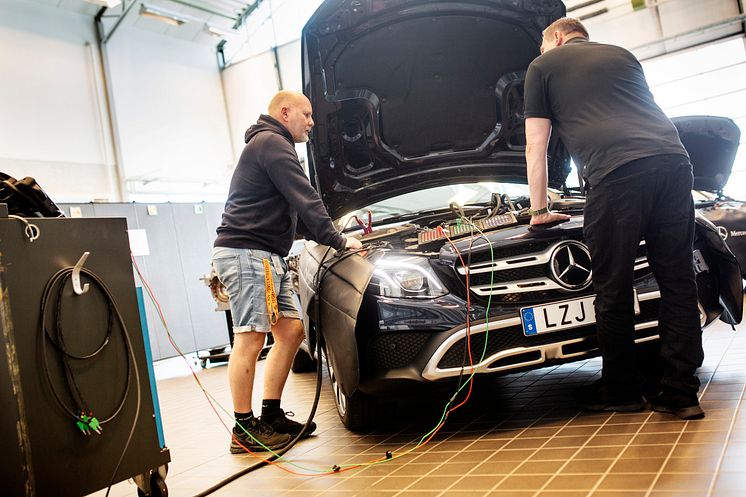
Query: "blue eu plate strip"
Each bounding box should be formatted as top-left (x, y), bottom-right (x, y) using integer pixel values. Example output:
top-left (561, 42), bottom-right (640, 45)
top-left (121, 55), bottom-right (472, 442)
top-left (521, 307), bottom-right (537, 336)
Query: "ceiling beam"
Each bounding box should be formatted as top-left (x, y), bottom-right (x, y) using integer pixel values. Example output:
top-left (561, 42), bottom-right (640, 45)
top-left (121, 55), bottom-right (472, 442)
top-left (233, 0), bottom-right (262, 29)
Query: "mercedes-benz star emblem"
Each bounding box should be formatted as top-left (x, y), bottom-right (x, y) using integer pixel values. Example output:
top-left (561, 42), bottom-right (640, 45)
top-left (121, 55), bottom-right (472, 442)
top-left (550, 241), bottom-right (593, 290)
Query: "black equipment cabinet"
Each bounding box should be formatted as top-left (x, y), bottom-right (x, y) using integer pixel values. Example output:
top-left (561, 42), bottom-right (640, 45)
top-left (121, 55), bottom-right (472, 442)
top-left (0, 217), bottom-right (170, 497)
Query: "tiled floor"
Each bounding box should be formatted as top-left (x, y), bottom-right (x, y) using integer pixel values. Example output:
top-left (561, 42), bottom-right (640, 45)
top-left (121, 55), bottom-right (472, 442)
top-left (97, 305), bottom-right (746, 497)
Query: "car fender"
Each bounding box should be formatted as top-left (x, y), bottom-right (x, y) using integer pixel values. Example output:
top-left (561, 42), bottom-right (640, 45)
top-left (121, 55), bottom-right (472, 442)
top-left (695, 214), bottom-right (743, 325)
top-left (698, 200), bottom-right (746, 279)
top-left (298, 241), bottom-right (375, 396)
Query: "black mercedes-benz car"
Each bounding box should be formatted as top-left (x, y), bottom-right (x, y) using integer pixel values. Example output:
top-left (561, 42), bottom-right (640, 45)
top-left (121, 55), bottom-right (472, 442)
top-left (292, 0), bottom-right (744, 430)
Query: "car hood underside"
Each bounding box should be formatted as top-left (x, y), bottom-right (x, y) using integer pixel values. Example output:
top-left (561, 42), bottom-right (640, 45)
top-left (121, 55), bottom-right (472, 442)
top-left (302, 0), bottom-right (569, 219)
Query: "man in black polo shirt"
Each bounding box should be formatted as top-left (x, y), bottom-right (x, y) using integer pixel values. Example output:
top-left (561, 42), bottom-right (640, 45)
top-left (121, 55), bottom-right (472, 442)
top-left (523, 17), bottom-right (704, 419)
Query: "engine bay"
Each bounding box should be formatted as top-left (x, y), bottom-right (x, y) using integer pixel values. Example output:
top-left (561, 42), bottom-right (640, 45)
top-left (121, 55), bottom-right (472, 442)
top-left (352, 194), bottom-right (585, 252)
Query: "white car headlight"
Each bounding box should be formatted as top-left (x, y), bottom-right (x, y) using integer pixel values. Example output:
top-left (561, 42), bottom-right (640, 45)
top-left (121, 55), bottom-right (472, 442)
top-left (372, 255), bottom-right (447, 298)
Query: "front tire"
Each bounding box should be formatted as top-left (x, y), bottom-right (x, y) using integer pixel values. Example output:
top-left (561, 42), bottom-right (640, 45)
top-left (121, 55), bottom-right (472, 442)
top-left (325, 347), bottom-right (376, 431)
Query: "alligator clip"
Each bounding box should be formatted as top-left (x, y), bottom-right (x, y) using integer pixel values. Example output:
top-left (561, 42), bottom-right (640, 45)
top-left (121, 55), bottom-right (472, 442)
top-left (353, 210), bottom-right (374, 235)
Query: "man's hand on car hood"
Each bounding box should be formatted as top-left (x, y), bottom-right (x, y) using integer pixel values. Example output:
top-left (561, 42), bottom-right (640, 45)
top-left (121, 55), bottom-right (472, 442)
top-left (530, 211), bottom-right (571, 226)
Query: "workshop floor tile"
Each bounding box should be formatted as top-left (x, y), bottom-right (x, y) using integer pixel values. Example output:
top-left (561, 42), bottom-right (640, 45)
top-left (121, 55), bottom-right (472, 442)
top-left (92, 301), bottom-right (746, 497)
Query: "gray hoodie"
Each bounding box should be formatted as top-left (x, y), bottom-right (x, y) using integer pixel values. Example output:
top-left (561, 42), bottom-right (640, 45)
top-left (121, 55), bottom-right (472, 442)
top-left (214, 114), bottom-right (345, 256)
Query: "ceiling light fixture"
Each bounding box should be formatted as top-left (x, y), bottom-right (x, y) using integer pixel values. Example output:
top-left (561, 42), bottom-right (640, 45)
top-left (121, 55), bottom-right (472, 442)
top-left (203, 24), bottom-right (238, 38)
top-left (84, 0), bottom-right (122, 7)
top-left (139, 4), bottom-right (189, 27)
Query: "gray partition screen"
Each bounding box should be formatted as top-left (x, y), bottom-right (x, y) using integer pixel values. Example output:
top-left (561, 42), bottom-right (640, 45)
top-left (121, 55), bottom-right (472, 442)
top-left (60, 202), bottom-right (228, 361)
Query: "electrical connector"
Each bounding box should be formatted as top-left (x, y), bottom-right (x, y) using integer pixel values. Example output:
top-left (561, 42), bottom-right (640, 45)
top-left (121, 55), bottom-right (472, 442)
top-left (76, 419), bottom-right (91, 435)
top-left (89, 416), bottom-right (102, 435)
top-left (77, 412), bottom-right (103, 436)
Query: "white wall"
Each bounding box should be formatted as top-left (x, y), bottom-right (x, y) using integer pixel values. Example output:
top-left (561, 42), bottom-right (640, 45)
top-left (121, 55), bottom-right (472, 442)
top-left (0, 0), bottom-right (116, 201)
top-left (221, 39), bottom-right (306, 166)
top-left (105, 25), bottom-right (234, 200)
top-left (277, 39), bottom-right (302, 93)
top-left (221, 50), bottom-right (279, 161)
top-left (0, 0), bottom-right (235, 203)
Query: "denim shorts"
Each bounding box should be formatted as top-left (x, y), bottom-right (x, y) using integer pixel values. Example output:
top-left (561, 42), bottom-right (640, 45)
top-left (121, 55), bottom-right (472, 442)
top-left (211, 247), bottom-right (300, 333)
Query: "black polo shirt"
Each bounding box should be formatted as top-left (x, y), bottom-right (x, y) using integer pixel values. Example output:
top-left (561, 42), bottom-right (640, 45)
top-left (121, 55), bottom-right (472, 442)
top-left (524, 38), bottom-right (688, 187)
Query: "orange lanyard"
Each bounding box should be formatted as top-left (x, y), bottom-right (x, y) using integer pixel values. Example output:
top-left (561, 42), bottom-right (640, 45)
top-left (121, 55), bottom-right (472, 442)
top-left (262, 259), bottom-right (279, 326)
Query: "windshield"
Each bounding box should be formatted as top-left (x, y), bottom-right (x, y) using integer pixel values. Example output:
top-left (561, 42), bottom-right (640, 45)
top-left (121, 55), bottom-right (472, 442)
top-left (336, 182), bottom-right (530, 228)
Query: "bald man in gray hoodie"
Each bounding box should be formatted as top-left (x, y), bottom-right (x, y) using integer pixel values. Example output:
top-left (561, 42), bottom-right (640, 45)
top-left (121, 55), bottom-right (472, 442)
top-left (213, 91), bottom-right (362, 453)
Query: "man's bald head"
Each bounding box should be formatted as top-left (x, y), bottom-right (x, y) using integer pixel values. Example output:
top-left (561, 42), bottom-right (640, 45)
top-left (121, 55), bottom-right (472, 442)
top-left (267, 90), bottom-right (314, 143)
top-left (268, 91), bottom-right (310, 118)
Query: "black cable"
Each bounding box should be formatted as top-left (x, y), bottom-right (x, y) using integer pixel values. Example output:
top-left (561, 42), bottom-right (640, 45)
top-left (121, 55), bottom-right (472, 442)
top-left (37, 265), bottom-right (141, 497)
top-left (191, 316), bottom-right (325, 497)
top-left (192, 245), bottom-right (368, 497)
top-left (53, 273), bottom-right (113, 359)
top-left (53, 270), bottom-right (114, 416)
top-left (193, 230), bottom-right (497, 493)
top-left (102, 279), bottom-right (141, 497)
top-left (40, 268), bottom-right (131, 424)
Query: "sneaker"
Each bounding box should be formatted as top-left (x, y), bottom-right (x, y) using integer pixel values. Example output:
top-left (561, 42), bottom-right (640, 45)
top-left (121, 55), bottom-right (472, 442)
top-left (230, 417), bottom-right (291, 454)
top-left (650, 391), bottom-right (705, 420)
top-left (573, 379), bottom-right (646, 412)
top-left (263, 411), bottom-right (317, 438)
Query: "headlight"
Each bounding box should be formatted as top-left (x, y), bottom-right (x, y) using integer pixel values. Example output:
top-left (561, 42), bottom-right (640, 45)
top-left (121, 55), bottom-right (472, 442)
top-left (372, 255), bottom-right (447, 298)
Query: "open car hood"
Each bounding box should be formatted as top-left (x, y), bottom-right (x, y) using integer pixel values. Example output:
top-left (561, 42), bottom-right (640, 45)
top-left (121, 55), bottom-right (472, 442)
top-left (302, 0), bottom-right (569, 219)
top-left (672, 116), bottom-right (741, 193)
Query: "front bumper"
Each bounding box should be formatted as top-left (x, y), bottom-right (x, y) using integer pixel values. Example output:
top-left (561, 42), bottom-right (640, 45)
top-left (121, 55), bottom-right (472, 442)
top-left (357, 290), bottom-right (664, 394)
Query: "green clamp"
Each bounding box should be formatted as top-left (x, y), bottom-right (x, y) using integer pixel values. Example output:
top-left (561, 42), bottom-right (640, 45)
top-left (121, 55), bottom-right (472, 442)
top-left (88, 417), bottom-right (102, 435)
top-left (76, 419), bottom-right (90, 435)
top-left (76, 412), bottom-right (102, 436)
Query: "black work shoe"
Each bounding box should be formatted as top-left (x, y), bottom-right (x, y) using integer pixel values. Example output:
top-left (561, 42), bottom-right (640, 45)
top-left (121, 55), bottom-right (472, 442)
top-left (230, 417), bottom-right (291, 454)
top-left (573, 379), bottom-right (646, 412)
top-left (263, 411), bottom-right (317, 438)
top-left (650, 391), bottom-right (705, 420)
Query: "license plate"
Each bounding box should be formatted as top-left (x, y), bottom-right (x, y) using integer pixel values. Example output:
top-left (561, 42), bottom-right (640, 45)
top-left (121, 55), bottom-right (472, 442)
top-left (520, 293), bottom-right (640, 336)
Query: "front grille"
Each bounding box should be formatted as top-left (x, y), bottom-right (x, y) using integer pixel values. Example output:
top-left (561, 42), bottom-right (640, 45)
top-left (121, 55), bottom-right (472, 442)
top-left (634, 241), bottom-right (653, 279)
top-left (456, 239), bottom-right (576, 304)
top-left (492, 289), bottom-right (588, 305)
top-left (436, 297), bottom-right (660, 369)
top-left (469, 265), bottom-right (547, 286)
top-left (455, 238), bottom-right (652, 305)
top-left (367, 332), bottom-right (429, 370)
top-left (459, 240), bottom-right (554, 266)
top-left (638, 297), bottom-right (658, 318)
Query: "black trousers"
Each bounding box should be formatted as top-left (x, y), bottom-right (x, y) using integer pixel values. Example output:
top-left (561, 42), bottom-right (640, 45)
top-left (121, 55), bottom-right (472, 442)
top-left (583, 154), bottom-right (704, 397)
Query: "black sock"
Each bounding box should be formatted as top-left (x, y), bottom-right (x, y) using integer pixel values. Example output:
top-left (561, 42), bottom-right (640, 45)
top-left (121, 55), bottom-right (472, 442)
top-left (235, 411), bottom-right (253, 430)
top-left (261, 399), bottom-right (282, 420)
